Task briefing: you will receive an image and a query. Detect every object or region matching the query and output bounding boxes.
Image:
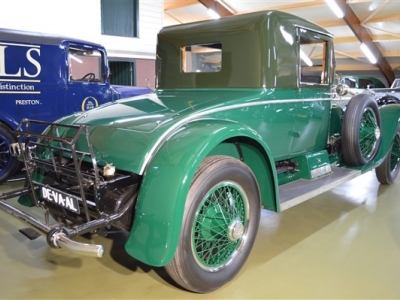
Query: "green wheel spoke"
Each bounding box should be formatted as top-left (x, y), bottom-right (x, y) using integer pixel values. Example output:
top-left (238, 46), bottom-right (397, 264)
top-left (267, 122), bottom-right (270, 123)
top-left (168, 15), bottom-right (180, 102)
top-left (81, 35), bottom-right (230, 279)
top-left (192, 182), bottom-right (248, 269)
top-left (358, 109), bottom-right (379, 158)
top-left (389, 135), bottom-right (400, 170)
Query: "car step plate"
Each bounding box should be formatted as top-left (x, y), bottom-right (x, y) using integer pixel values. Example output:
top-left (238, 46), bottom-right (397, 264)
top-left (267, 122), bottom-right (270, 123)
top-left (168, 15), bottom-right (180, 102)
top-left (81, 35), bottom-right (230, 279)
top-left (279, 167), bottom-right (361, 211)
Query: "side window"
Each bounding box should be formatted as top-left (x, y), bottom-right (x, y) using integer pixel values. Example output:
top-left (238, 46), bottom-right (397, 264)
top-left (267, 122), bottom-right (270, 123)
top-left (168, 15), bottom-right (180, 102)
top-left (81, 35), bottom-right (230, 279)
top-left (181, 43), bottom-right (222, 73)
top-left (68, 48), bottom-right (104, 83)
top-left (299, 30), bottom-right (328, 85)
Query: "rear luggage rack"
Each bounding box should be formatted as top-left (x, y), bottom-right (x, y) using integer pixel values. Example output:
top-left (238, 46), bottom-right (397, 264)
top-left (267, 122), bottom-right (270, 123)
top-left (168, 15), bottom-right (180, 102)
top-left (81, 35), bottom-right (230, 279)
top-left (12, 118), bottom-right (100, 222)
top-left (0, 119), bottom-right (139, 257)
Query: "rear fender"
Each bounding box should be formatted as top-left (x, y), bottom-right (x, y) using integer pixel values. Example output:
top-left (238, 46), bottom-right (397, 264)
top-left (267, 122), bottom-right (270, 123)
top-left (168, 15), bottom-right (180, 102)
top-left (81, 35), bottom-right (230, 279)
top-left (362, 104), bottom-right (400, 172)
top-left (124, 119), bottom-right (277, 267)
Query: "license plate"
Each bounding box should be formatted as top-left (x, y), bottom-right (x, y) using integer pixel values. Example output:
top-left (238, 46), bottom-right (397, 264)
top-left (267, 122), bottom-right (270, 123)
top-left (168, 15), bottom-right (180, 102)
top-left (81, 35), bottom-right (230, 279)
top-left (39, 184), bottom-right (80, 214)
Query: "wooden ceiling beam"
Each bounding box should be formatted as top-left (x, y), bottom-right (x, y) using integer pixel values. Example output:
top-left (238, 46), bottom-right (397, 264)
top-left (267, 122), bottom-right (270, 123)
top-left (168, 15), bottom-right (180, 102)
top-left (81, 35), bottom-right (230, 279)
top-left (337, 0), bottom-right (395, 84)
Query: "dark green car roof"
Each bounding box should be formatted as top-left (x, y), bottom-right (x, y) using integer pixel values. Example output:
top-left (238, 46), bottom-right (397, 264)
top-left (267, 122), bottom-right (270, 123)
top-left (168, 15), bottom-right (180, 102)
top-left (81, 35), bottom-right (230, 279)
top-left (157, 10), bottom-right (333, 89)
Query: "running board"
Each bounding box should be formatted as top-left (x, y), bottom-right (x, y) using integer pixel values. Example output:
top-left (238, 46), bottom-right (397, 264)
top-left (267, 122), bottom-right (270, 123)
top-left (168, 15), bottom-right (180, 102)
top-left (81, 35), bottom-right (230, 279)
top-left (279, 167), bottom-right (362, 211)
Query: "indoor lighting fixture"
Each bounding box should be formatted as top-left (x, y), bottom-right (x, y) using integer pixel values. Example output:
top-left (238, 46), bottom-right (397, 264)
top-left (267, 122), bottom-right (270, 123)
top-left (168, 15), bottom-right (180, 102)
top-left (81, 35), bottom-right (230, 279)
top-left (207, 8), bottom-right (220, 19)
top-left (325, 0), bottom-right (344, 18)
top-left (360, 43), bottom-right (377, 64)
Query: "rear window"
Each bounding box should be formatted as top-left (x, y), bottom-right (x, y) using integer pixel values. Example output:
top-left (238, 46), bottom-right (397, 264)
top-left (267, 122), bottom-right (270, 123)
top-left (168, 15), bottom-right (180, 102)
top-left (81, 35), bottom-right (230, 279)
top-left (181, 43), bottom-right (222, 73)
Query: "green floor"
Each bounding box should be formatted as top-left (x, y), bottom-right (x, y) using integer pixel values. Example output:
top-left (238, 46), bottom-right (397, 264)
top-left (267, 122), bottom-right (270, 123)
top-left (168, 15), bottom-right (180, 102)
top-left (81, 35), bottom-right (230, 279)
top-left (1, 170), bottom-right (400, 299)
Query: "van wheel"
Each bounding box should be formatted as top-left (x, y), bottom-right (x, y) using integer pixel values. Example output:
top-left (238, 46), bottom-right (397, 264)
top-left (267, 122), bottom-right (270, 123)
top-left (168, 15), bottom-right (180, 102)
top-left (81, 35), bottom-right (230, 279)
top-left (342, 94), bottom-right (381, 166)
top-left (165, 156), bottom-right (260, 293)
top-left (376, 129), bottom-right (400, 184)
top-left (0, 124), bottom-right (19, 184)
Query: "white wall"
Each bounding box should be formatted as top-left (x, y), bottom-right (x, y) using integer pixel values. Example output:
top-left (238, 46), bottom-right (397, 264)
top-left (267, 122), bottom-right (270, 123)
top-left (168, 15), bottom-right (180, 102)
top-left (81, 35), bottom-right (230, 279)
top-left (0, 0), bottom-right (163, 60)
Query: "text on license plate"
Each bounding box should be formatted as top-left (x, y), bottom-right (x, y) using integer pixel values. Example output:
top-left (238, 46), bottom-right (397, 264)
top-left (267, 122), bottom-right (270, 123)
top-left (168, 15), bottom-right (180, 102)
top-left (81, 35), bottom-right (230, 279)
top-left (40, 185), bottom-right (80, 214)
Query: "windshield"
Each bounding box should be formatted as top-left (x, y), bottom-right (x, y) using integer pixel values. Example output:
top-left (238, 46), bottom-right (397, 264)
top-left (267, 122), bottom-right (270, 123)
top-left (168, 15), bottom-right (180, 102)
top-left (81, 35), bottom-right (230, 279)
top-left (68, 47), bottom-right (104, 83)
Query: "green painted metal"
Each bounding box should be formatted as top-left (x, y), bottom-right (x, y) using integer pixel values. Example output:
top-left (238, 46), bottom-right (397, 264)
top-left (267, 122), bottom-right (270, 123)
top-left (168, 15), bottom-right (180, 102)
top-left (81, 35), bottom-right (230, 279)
top-left (54, 88), bottom-right (331, 173)
top-left (124, 120), bottom-right (277, 266)
top-left (208, 141), bottom-right (277, 211)
top-left (278, 151), bottom-right (331, 185)
top-left (157, 10), bottom-right (333, 89)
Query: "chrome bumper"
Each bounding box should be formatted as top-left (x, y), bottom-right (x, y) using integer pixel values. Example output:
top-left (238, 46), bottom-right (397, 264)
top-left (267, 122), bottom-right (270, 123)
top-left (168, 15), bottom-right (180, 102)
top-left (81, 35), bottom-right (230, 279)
top-left (0, 194), bottom-right (104, 257)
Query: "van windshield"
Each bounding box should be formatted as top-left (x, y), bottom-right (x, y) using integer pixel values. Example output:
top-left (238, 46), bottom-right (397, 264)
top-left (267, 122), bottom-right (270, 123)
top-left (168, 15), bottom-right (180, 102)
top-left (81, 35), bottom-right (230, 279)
top-left (68, 47), bottom-right (104, 83)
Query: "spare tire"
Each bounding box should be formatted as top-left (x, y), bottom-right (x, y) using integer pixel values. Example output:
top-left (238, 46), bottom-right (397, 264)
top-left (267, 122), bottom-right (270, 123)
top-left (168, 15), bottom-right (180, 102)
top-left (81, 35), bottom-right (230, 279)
top-left (342, 93), bottom-right (381, 166)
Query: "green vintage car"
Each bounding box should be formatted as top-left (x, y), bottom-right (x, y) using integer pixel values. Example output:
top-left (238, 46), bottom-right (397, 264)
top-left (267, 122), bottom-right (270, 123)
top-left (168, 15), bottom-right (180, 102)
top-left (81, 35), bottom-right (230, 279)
top-left (1, 10), bottom-right (400, 293)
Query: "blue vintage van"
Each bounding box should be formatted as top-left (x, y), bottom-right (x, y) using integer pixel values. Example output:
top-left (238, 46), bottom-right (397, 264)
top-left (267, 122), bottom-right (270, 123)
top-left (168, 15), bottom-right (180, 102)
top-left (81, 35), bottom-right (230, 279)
top-left (0, 28), bottom-right (151, 183)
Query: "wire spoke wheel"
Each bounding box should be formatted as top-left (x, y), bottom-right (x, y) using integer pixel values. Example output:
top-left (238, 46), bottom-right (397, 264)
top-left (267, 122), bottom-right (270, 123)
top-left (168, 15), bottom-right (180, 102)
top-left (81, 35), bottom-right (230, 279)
top-left (390, 134), bottom-right (400, 172)
top-left (376, 129), bottom-right (400, 184)
top-left (192, 182), bottom-right (247, 270)
top-left (342, 94), bottom-right (381, 166)
top-left (165, 156), bottom-right (260, 293)
top-left (359, 108), bottom-right (380, 160)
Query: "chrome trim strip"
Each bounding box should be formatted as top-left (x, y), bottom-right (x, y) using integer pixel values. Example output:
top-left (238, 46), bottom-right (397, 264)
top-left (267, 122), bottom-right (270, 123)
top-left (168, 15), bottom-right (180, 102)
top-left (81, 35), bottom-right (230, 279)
top-left (139, 96), bottom-right (331, 175)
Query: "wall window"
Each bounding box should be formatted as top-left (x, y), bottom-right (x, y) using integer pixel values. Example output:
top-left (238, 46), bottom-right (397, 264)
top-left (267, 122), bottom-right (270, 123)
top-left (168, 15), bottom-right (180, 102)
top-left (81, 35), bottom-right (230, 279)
top-left (109, 61), bottom-right (135, 86)
top-left (101, 0), bottom-right (139, 38)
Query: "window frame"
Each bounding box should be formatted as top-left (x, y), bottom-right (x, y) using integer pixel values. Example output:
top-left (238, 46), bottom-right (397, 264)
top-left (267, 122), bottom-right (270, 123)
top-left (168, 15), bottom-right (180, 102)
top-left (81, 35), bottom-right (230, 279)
top-left (297, 28), bottom-right (330, 87)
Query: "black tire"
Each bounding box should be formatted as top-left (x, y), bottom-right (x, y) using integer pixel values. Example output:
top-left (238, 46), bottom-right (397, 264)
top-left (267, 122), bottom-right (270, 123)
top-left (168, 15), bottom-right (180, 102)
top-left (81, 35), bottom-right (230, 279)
top-left (0, 123), bottom-right (19, 184)
top-left (342, 94), bottom-right (381, 166)
top-left (165, 155), bottom-right (261, 293)
top-left (376, 129), bottom-right (400, 184)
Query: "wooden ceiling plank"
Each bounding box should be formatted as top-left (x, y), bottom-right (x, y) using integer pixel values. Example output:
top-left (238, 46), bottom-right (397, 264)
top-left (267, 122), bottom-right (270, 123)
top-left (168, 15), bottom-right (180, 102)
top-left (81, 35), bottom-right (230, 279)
top-left (334, 33), bottom-right (400, 43)
top-left (360, 0), bottom-right (390, 24)
top-left (164, 0), bottom-right (199, 11)
top-left (315, 19), bottom-right (347, 27)
top-left (337, 0), bottom-right (395, 84)
top-left (263, 0), bottom-right (326, 12)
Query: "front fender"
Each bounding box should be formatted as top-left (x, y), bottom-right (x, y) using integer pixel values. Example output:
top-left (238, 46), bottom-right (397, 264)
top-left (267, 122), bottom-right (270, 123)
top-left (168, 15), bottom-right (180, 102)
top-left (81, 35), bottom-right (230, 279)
top-left (362, 104), bottom-right (400, 172)
top-left (0, 110), bottom-right (20, 130)
top-left (124, 120), bottom-right (276, 266)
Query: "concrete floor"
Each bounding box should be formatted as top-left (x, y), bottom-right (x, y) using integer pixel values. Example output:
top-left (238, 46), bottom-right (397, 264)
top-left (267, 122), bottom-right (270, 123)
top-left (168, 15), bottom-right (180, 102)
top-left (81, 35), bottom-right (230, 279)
top-left (1, 170), bottom-right (400, 299)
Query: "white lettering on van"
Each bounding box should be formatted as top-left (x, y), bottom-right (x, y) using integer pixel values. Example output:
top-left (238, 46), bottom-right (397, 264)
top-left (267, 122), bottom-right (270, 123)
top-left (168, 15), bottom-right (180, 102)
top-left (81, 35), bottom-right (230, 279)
top-left (0, 45), bottom-right (41, 78)
top-left (24, 48), bottom-right (41, 78)
top-left (16, 100), bottom-right (41, 105)
top-left (0, 46), bottom-right (21, 77)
